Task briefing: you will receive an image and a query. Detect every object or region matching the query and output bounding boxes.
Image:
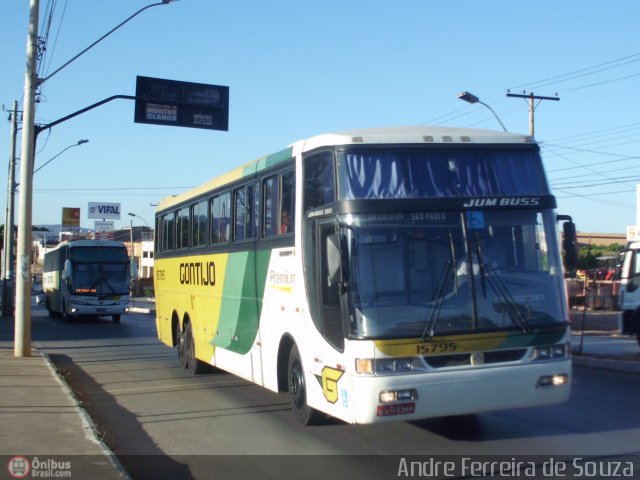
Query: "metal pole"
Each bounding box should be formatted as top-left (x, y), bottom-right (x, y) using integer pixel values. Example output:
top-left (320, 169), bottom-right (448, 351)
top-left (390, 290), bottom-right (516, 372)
top-left (506, 92), bottom-right (559, 138)
top-left (3, 101), bottom-right (18, 317)
top-left (528, 92), bottom-right (535, 138)
top-left (15, 0), bottom-right (39, 357)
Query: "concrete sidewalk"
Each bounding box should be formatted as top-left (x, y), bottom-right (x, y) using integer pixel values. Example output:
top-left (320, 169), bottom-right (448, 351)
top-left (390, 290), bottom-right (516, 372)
top-left (0, 346), bottom-right (128, 479)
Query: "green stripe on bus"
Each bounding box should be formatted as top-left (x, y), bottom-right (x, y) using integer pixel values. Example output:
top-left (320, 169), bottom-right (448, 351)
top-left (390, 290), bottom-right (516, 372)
top-left (212, 250), bottom-right (271, 354)
top-left (243, 147), bottom-right (293, 177)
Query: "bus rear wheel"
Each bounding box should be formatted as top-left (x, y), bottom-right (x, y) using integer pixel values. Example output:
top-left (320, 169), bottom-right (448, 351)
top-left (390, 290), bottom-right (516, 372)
top-left (180, 321), bottom-right (210, 375)
top-left (287, 345), bottom-right (323, 425)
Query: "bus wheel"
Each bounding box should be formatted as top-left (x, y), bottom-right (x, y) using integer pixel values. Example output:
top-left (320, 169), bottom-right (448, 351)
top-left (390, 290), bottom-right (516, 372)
top-left (287, 345), bottom-right (323, 425)
top-left (176, 322), bottom-right (188, 369)
top-left (112, 314), bottom-right (121, 323)
top-left (183, 322), bottom-right (210, 375)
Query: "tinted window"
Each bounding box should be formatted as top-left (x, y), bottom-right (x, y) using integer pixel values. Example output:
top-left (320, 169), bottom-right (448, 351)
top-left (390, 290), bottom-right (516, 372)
top-left (304, 151), bottom-right (335, 212)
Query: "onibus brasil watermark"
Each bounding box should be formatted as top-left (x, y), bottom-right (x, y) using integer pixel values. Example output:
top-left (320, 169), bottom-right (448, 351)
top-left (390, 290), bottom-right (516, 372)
top-left (7, 456), bottom-right (72, 479)
top-left (397, 457), bottom-right (636, 478)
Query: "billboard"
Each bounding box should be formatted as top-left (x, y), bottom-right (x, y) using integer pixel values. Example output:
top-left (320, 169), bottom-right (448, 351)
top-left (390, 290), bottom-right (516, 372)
top-left (94, 221), bottom-right (115, 233)
top-left (62, 207), bottom-right (80, 227)
top-left (88, 202), bottom-right (121, 220)
top-left (134, 76), bottom-right (229, 131)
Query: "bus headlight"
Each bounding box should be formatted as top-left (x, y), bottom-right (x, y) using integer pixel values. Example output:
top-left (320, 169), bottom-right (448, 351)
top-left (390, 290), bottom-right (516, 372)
top-left (356, 357), bottom-right (426, 375)
top-left (532, 344), bottom-right (569, 361)
top-left (537, 374), bottom-right (568, 388)
top-left (379, 389), bottom-right (418, 403)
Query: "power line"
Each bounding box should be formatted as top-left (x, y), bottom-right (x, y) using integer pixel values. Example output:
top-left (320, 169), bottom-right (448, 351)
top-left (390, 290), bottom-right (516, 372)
top-left (543, 144), bottom-right (637, 190)
top-left (558, 71), bottom-right (640, 94)
top-left (507, 52), bottom-right (640, 92)
top-left (544, 122), bottom-right (640, 145)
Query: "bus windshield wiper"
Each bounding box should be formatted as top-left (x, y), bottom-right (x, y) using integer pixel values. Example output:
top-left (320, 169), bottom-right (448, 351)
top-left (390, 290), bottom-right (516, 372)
top-left (90, 267), bottom-right (118, 295)
top-left (474, 237), bottom-right (532, 334)
top-left (421, 231), bottom-right (457, 341)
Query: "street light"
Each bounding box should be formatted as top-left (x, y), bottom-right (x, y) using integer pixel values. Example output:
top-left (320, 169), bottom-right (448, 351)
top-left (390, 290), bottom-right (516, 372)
top-left (128, 212), bottom-right (149, 227)
top-left (457, 91), bottom-right (508, 132)
top-left (33, 139), bottom-right (89, 174)
top-left (15, 0), bottom-right (175, 357)
top-left (37, 1), bottom-right (176, 86)
top-left (127, 213), bottom-right (149, 302)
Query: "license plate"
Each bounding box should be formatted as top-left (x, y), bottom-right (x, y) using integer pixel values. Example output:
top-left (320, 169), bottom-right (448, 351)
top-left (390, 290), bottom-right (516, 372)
top-left (96, 308), bottom-right (106, 313)
top-left (376, 403), bottom-right (415, 417)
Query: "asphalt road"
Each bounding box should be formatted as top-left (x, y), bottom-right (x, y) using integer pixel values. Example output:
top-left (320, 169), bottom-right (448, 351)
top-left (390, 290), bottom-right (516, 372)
top-left (16, 306), bottom-right (640, 479)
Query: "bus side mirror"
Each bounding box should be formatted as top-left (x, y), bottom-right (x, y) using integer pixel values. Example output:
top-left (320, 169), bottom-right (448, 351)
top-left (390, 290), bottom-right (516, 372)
top-left (327, 234), bottom-right (342, 284)
top-left (63, 259), bottom-right (72, 283)
top-left (558, 215), bottom-right (578, 271)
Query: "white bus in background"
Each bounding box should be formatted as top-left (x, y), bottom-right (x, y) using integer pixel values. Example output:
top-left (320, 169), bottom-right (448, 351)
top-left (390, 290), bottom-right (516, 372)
top-left (43, 240), bottom-right (130, 323)
top-left (619, 241), bottom-right (640, 343)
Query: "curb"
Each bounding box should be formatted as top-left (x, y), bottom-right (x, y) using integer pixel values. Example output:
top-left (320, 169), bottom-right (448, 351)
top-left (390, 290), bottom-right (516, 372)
top-left (572, 355), bottom-right (640, 373)
top-left (128, 306), bottom-right (155, 315)
top-left (37, 347), bottom-right (131, 480)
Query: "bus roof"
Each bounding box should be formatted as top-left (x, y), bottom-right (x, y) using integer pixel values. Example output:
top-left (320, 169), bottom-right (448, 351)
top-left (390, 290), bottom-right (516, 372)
top-left (46, 240), bottom-right (127, 253)
top-left (156, 126), bottom-right (536, 212)
top-left (300, 126), bottom-right (534, 152)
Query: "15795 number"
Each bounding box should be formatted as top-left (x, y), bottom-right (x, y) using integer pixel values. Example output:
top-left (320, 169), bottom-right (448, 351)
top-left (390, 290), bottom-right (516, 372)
top-left (416, 342), bottom-right (457, 354)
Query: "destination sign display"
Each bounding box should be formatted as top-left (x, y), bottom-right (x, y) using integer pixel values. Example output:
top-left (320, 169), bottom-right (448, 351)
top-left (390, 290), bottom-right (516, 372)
top-left (134, 76), bottom-right (229, 131)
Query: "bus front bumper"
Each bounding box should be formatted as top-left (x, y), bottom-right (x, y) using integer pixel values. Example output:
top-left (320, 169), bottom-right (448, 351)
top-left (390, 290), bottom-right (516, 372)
top-left (68, 302), bottom-right (129, 317)
top-left (348, 359), bottom-right (571, 424)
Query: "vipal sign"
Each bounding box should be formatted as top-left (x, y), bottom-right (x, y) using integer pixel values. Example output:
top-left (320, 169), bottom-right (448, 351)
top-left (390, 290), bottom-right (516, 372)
top-left (88, 202), bottom-right (121, 220)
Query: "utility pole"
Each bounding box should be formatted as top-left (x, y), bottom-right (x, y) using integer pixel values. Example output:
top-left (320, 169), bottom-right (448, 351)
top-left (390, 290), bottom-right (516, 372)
top-left (506, 91), bottom-right (559, 138)
top-left (3, 101), bottom-right (19, 318)
top-left (15, 0), bottom-right (39, 357)
top-left (14, 0), bottom-right (173, 357)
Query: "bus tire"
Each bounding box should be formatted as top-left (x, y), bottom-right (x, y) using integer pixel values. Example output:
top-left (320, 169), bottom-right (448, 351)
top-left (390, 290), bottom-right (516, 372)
top-left (287, 345), bottom-right (323, 426)
top-left (112, 314), bottom-right (121, 323)
top-left (176, 321), bottom-right (188, 369)
top-left (182, 321), bottom-right (210, 375)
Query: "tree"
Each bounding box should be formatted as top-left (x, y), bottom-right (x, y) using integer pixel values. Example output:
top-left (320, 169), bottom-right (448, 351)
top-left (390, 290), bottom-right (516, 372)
top-left (577, 243), bottom-right (624, 270)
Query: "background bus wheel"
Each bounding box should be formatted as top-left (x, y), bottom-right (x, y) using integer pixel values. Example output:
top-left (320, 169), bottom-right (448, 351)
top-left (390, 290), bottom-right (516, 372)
top-left (288, 345), bottom-right (323, 425)
top-left (183, 322), bottom-right (210, 375)
top-left (112, 314), bottom-right (121, 323)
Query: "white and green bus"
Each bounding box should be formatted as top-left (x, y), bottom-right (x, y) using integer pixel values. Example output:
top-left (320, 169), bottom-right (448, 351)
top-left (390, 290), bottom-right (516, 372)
top-left (43, 240), bottom-right (131, 323)
top-left (154, 126), bottom-right (577, 425)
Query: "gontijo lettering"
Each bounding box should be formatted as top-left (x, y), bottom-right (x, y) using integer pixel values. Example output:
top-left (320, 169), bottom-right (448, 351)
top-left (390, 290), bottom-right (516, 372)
top-left (179, 262), bottom-right (216, 286)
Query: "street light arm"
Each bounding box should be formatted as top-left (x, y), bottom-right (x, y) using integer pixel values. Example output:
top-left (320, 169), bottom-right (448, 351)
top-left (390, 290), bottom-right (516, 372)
top-left (33, 139), bottom-right (89, 174)
top-left (128, 212), bottom-right (150, 227)
top-left (37, 1), bottom-right (173, 86)
top-left (477, 100), bottom-right (508, 133)
top-left (457, 91), bottom-right (508, 132)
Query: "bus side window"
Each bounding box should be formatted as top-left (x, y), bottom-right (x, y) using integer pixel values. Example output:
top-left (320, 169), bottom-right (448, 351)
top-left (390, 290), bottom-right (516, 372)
top-left (191, 200), bottom-right (207, 247)
top-left (263, 169), bottom-right (295, 238)
top-left (263, 176), bottom-right (278, 237)
top-left (304, 151), bottom-right (335, 212)
top-left (281, 170), bottom-right (295, 234)
top-left (210, 192), bottom-right (231, 244)
top-left (176, 207), bottom-right (189, 249)
top-left (161, 213), bottom-right (175, 251)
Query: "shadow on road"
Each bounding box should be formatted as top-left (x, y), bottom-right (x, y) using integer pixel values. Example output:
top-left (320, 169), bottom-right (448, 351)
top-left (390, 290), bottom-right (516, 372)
top-left (50, 353), bottom-right (195, 480)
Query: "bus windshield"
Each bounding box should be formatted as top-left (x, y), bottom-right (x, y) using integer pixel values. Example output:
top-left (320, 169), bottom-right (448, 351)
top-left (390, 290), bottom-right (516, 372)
top-left (72, 263), bottom-right (130, 296)
top-left (342, 209), bottom-right (566, 339)
top-left (70, 247), bottom-right (129, 263)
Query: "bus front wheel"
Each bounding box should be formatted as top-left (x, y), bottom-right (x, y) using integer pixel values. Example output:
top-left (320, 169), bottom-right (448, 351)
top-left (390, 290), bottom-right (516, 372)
top-left (287, 345), bottom-right (323, 425)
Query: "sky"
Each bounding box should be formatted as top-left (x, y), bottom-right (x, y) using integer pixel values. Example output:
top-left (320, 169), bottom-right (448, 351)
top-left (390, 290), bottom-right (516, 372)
top-left (1, 0), bottom-right (639, 235)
